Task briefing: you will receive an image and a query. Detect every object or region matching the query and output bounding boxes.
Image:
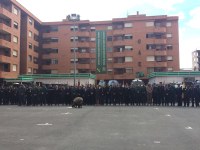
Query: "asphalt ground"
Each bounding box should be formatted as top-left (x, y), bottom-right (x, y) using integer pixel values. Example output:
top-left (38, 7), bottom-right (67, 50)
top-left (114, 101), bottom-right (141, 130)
top-left (0, 106), bottom-right (200, 150)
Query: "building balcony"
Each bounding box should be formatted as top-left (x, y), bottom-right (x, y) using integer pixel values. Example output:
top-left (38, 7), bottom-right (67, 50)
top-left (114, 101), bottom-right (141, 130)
top-left (113, 62), bottom-right (133, 68)
top-left (76, 42), bottom-right (90, 47)
top-left (75, 52), bottom-right (90, 58)
top-left (146, 61), bottom-right (167, 67)
top-left (76, 63), bottom-right (90, 69)
top-left (113, 73), bottom-right (134, 80)
top-left (113, 28), bottom-right (133, 35)
top-left (42, 53), bottom-right (58, 59)
top-left (77, 31), bottom-right (90, 37)
top-left (97, 74), bottom-right (114, 80)
top-left (42, 64), bottom-right (58, 70)
top-left (113, 52), bottom-right (125, 57)
top-left (154, 27), bottom-right (166, 33)
top-left (0, 39), bottom-right (11, 48)
top-left (113, 51), bottom-right (133, 57)
top-left (146, 38), bottom-right (167, 44)
top-left (0, 23), bottom-right (11, 34)
top-left (0, 7), bottom-right (12, 19)
top-left (0, 55), bottom-right (11, 63)
top-left (154, 50), bottom-right (167, 55)
top-left (42, 43), bottom-right (59, 49)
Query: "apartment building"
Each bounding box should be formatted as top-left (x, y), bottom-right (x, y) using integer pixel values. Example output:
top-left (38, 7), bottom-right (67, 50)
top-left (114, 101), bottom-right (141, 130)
top-left (41, 14), bottom-right (179, 82)
top-left (0, 0), bottom-right (179, 83)
top-left (0, 0), bottom-right (40, 80)
top-left (192, 50), bottom-right (200, 71)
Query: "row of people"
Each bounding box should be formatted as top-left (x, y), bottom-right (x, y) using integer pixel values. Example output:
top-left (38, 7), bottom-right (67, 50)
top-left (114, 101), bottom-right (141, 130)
top-left (0, 83), bottom-right (199, 107)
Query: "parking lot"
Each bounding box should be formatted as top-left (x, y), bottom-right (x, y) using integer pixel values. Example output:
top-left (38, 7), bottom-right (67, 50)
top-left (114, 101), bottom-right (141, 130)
top-left (0, 106), bottom-right (200, 150)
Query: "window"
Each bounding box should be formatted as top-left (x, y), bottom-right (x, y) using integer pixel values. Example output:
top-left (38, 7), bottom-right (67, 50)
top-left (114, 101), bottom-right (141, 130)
top-left (81, 49), bottom-right (86, 53)
top-left (51, 70), bottom-right (58, 74)
top-left (90, 27), bottom-right (96, 31)
top-left (107, 26), bottom-right (112, 30)
top-left (28, 67), bottom-right (32, 73)
top-left (29, 43), bottom-right (32, 49)
top-left (50, 26), bottom-right (58, 32)
top-left (107, 58), bottom-right (113, 63)
top-left (51, 38), bottom-right (58, 42)
top-left (107, 36), bottom-right (112, 41)
top-left (90, 38), bottom-right (96, 41)
top-left (167, 56), bottom-right (173, 61)
top-left (124, 34), bottom-right (133, 39)
top-left (12, 64), bottom-right (17, 71)
top-left (126, 68), bottom-right (133, 73)
top-left (166, 33), bottom-right (172, 38)
top-left (70, 70), bottom-right (78, 73)
top-left (138, 62), bottom-right (142, 67)
top-left (107, 69), bottom-right (113, 74)
top-left (13, 50), bottom-right (18, 57)
top-left (124, 23), bottom-right (133, 28)
top-left (146, 56), bottom-right (155, 61)
top-left (13, 21), bottom-right (18, 29)
top-left (167, 45), bottom-right (173, 50)
top-left (29, 18), bottom-right (33, 25)
top-left (166, 22), bottom-right (172, 27)
top-left (51, 59), bottom-right (58, 64)
top-left (71, 48), bottom-right (78, 52)
top-left (125, 46), bottom-right (133, 50)
top-left (33, 69), bottom-right (37, 74)
top-left (13, 7), bottom-right (18, 15)
top-left (13, 36), bottom-right (18, 43)
top-left (168, 67), bottom-right (173, 71)
top-left (33, 57), bottom-right (38, 64)
top-left (125, 57), bottom-right (133, 62)
top-left (28, 55), bottom-right (32, 62)
top-left (90, 48), bottom-right (96, 53)
top-left (146, 22), bottom-right (154, 27)
top-left (147, 67), bottom-right (154, 73)
top-left (107, 47), bottom-right (112, 52)
top-left (70, 36), bottom-right (78, 42)
top-left (138, 39), bottom-right (142, 44)
top-left (28, 31), bottom-right (32, 38)
top-left (90, 58), bottom-right (96, 63)
top-left (70, 26), bottom-right (78, 31)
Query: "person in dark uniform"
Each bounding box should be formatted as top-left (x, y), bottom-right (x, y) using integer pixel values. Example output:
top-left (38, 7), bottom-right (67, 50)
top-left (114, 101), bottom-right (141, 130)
top-left (157, 82), bottom-right (165, 106)
top-left (17, 84), bottom-right (26, 106)
top-left (176, 84), bottom-right (182, 106)
top-left (195, 85), bottom-right (200, 107)
top-left (65, 86), bottom-right (72, 105)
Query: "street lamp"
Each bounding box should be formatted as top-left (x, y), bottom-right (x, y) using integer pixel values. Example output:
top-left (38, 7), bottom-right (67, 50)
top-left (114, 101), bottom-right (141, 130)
top-left (67, 14), bottom-right (80, 86)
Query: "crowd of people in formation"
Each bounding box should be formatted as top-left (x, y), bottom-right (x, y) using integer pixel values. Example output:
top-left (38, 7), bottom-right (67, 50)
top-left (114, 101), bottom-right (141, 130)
top-left (0, 82), bottom-right (200, 107)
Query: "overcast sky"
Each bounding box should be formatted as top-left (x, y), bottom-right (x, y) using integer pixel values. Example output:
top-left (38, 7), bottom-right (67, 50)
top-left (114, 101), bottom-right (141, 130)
top-left (16, 0), bottom-right (200, 69)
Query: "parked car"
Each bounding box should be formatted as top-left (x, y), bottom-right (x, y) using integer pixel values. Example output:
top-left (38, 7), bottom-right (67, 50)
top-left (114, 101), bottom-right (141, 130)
top-left (130, 79), bottom-right (144, 87)
top-left (108, 80), bottom-right (119, 87)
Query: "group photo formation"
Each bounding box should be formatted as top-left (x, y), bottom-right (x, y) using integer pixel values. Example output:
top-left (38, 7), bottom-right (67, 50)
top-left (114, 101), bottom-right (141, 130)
top-left (0, 81), bottom-right (199, 107)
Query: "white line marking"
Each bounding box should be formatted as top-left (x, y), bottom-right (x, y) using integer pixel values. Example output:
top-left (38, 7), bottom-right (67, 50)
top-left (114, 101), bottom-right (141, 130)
top-left (61, 112), bottom-right (72, 115)
top-left (185, 126), bottom-right (193, 130)
top-left (20, 139), bottom-right (24, 141)
top-left (165, 114), bottom-right (171, 117)
top-left (154, 141), bottom-right (160, 144)
top-left (36, 123), bottom-right (52, 126)
top-left (154, 108), bottom-right (159, 110)
top-left (67, 107), bottom-right (72, 109)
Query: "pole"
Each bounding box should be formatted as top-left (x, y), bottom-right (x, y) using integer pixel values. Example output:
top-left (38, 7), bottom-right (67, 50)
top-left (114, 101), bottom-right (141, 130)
top-left (73, 22), bottom-right (76, 87)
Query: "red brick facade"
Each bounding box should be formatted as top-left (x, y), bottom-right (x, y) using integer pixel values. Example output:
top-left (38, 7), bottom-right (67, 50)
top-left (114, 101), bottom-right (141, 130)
top-left (0, 0), bottom-right (179, 82)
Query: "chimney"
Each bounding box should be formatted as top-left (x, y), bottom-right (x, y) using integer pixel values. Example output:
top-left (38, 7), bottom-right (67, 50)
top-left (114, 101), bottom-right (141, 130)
top-left (137, 11), bottom-right (139, 15)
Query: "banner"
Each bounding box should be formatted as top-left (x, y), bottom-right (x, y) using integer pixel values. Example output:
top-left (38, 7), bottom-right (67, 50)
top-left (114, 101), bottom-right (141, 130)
top-left (96, 31), bottom-right (107, 74)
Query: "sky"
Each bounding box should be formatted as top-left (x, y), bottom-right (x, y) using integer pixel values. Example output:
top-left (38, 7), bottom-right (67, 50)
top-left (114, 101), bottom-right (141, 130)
top-left (16, 0), bottom-right (200, 69)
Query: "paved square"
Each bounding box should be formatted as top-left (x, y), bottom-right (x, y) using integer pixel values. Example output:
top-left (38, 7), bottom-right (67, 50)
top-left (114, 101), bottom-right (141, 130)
top-left (0, 106), bottom-right (200, 150)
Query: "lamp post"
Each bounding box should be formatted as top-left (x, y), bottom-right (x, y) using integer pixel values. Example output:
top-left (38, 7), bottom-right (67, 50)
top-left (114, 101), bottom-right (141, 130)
top-left (67, 14), bottom-right (80, 86)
